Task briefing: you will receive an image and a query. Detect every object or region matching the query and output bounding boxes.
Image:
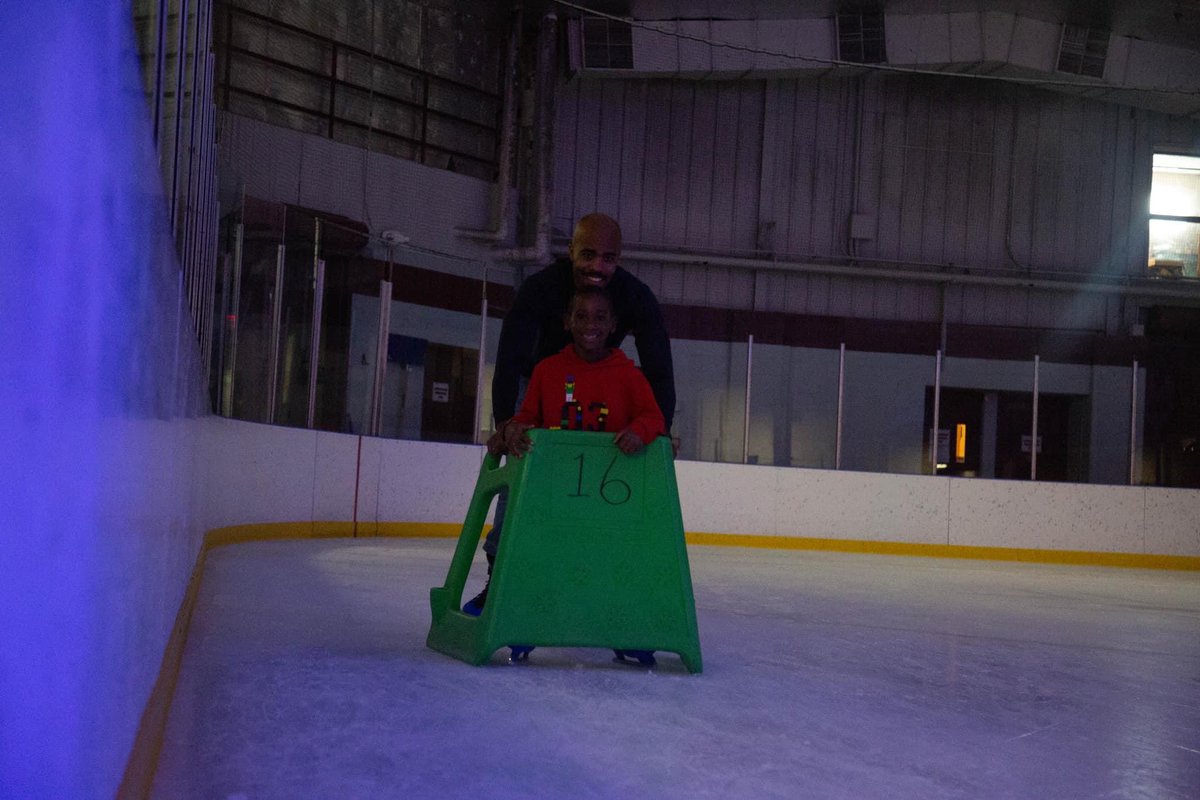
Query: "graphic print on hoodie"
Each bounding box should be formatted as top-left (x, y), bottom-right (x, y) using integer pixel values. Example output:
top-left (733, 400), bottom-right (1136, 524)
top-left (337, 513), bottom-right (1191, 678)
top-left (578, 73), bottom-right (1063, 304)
top-left (559, 374), bottom-right (611, 431)
top-left (510, 344), bottom-right (665, 445)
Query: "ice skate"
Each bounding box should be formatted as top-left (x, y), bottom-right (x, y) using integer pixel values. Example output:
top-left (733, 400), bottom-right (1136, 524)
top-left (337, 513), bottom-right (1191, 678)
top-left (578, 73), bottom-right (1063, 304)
top-left (462, 584), bottom-right (488, 617)
top-left (509, 645), bottom-right (535, 662)
top-left (612, 649), bottom-right (657, 668)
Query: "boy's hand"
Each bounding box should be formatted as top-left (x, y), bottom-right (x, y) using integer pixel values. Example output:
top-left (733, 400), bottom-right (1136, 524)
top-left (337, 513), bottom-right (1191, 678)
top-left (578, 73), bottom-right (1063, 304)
top-left (503, 421), bottom-right (534, 458)
top-left (613, 428), bottom-right (645, 454)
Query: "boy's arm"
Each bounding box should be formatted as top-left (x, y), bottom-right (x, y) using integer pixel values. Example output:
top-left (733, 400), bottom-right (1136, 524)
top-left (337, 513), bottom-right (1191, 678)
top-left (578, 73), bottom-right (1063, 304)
top-left (488, 418), bottom-right (534, 457)
top-left (613, 366), bottom-right (666, 455)
top-left (485, 426), bottom-right (509, 457)
top-left (492, 362), bottom-right (547, 458)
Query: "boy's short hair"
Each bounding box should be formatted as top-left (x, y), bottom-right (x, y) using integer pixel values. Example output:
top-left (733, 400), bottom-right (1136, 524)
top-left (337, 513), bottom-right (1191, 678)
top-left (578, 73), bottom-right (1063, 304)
top-left (568, 284), bottom-right (615, 315)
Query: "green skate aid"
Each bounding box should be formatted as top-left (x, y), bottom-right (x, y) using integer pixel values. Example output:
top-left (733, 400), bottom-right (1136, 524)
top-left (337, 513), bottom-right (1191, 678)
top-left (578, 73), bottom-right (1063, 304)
top-left (427, 429), bottom-right (703, 673)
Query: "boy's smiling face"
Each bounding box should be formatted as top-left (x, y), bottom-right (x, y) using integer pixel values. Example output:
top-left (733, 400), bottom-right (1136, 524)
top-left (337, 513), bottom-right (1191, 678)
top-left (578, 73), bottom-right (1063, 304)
top-left (566, 292), bottom-right (617, 363)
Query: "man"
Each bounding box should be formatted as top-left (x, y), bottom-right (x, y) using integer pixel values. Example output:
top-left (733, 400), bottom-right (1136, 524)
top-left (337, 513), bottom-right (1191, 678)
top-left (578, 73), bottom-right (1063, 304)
top-left (464, 212), bottom-right (676, 617)
top-left (492, 212), bottom-right (675, 432)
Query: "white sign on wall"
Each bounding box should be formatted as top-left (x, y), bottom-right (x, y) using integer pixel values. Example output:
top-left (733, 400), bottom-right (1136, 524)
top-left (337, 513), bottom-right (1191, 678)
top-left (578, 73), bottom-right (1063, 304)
top-left (432, 382), bottom-right (450, 403)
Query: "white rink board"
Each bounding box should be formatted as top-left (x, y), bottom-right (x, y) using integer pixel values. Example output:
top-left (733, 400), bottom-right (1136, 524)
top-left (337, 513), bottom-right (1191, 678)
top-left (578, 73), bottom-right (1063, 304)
top-left (364, 437), bottom-right (487, 525)
top-left (1145, 488), bottom-right (1200, 557)
top-left (772, 467), bottom-right (949, 544)
top-left (947, 479), bottom-right (1146, 552)
top-left (205, 420), bottom-right (1199, 556)
top-left (203, 418), bottom-right (321, 528)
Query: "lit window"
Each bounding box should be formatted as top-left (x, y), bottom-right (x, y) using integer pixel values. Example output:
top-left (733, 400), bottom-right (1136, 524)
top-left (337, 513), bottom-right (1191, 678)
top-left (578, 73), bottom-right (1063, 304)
top-left (1148, 154), bottom-right (1200, 278)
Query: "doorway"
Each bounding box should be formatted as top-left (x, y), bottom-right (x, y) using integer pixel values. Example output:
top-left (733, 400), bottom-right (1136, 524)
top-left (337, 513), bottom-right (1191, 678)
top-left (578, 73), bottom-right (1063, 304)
top-left (924, 388), bottom-right (1091, 481)
top-left (420, 342), bottom-right (479, 444)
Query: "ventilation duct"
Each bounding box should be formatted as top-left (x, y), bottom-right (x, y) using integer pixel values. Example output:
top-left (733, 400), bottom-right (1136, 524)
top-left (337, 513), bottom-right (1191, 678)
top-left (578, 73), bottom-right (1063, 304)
top-left (565, 11), bottom-right (1200, 118)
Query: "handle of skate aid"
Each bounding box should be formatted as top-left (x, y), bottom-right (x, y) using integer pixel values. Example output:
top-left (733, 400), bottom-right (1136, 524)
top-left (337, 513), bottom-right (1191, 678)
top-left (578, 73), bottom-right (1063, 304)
top-left (429, 451), bottom-right (521, 621)
top-left (474, 451), bottom-right (515, 494)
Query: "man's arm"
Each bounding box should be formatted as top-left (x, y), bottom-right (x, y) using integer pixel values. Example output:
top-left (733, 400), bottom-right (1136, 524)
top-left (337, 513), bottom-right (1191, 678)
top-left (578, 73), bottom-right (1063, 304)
top-left (627, 283), bottom-right (676, 431)
top-left (491, 283), bottom-right (544, 423)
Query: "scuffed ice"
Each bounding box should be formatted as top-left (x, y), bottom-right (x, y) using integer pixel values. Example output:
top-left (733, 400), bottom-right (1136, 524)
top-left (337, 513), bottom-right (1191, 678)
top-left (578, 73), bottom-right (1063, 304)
top-left (153, 540), bottom-right (1200, 800)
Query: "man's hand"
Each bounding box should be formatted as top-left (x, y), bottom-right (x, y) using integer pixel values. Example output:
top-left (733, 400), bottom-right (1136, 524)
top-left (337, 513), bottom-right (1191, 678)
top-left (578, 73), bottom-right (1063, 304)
top-left (613, 428), bottom-right (646, 455)
top-left (486, 428), bottom-right (507, 457)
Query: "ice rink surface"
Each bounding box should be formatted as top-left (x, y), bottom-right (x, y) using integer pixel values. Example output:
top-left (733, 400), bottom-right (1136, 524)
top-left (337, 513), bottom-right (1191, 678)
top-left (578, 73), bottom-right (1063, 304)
top-left (152, 539), bottom-right (1200, 799)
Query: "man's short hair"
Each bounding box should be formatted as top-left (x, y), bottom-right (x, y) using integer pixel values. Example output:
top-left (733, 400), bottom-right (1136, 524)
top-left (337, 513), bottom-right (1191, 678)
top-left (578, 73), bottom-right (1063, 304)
top-left (573, 213), bottom-right (622, 251)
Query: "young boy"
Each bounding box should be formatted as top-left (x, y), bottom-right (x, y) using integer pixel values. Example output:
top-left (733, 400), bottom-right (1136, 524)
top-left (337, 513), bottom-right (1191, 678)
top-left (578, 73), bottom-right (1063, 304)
top-left (470, 285), bottom-right (665, 666)
top-left (487, 284), bottom-right (665, 459)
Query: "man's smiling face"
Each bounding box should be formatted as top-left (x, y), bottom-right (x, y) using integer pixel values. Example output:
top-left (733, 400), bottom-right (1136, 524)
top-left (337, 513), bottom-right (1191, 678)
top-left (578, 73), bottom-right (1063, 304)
top-left (569, 218), bottom-right (621, 290)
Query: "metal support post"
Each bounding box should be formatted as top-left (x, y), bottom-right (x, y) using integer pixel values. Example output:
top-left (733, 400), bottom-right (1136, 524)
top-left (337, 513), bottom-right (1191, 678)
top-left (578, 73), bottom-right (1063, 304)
top-left (1031, 354), bottom-right (1040, 481)
top-left (222, 222), bottom-right (244, 417)
top-left (930, 349), bottom-right (942, 474)
top-left (369, 280), bottom-right (393, 436)
top-left (472, 265), bottom-right (489, 444)
top-left (835, 342), bottom-right (845, 469)
top-left (266, 243), bottom-right (285, 423)
top-left (1129, 359), bottom-right (1139, 485)
top-left (742, 334), bottom-right (753, 464)
top-left (306, 253), bottom-right (325, 429)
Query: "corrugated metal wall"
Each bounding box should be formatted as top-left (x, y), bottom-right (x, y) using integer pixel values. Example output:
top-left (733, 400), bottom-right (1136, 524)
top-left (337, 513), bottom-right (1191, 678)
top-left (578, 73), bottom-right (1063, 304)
top-left (228, 0), bottom-right (505, 91)
top-left (555, 71), bottom-right (1200, 330)
top-left (556, 78), bottom-right (764, 251)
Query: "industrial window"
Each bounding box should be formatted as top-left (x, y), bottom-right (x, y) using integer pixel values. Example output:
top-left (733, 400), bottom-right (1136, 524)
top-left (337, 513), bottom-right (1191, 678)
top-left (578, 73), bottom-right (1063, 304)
top-left (582, 16), bottom-right (634, 69)
top-left (836, 12), bottom-right (886, 64)
top-left (1057, 25), bottom-right (1109, 78)
top-left (1148, 154), bottom-right (1200, 278)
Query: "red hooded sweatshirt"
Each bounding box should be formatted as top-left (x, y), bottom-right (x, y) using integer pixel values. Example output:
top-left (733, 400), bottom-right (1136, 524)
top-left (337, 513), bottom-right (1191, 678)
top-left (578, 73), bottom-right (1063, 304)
top-left (510, 344), bottom-right (666, 444)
